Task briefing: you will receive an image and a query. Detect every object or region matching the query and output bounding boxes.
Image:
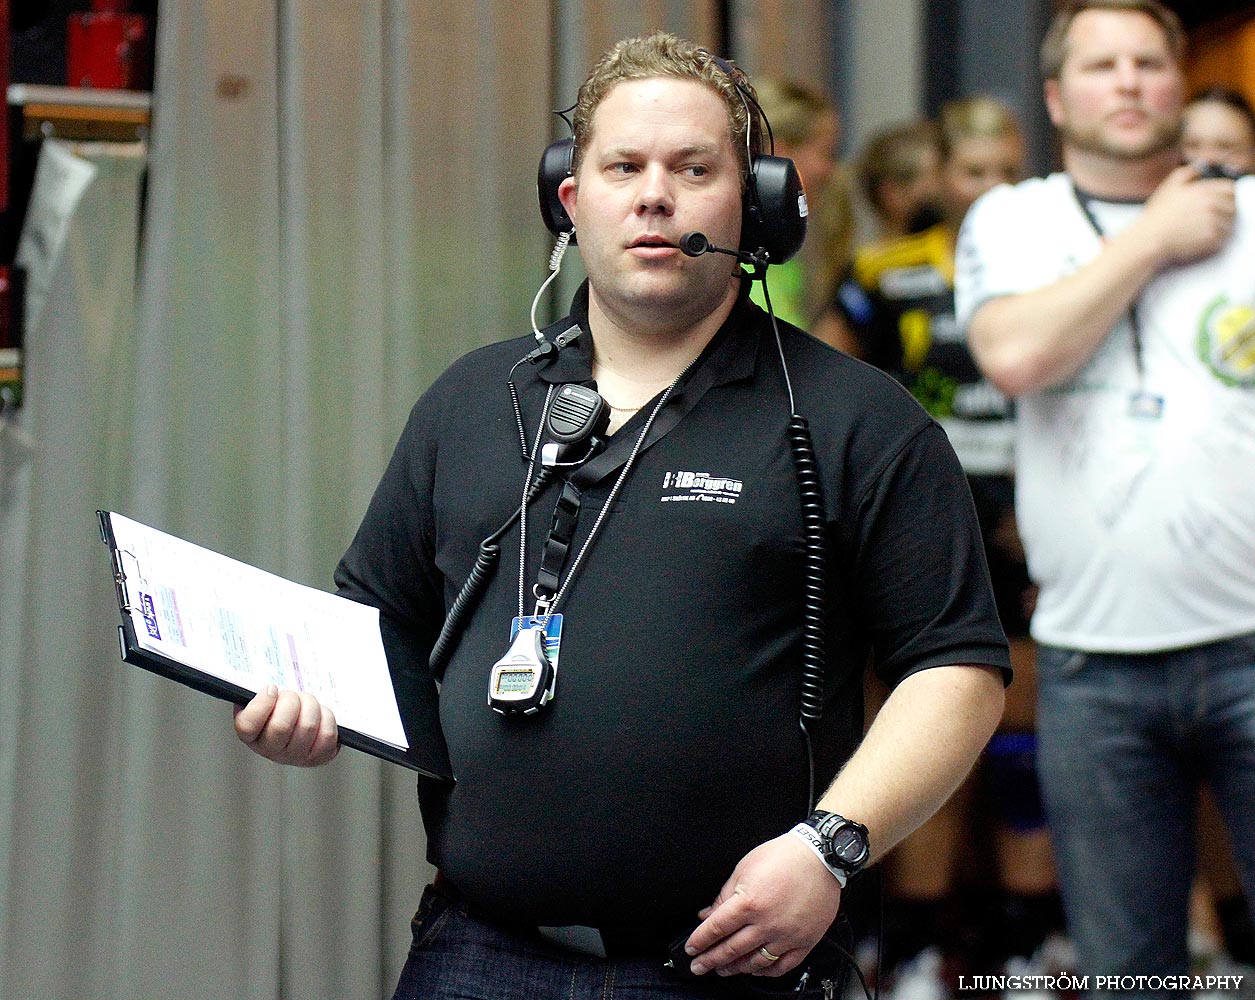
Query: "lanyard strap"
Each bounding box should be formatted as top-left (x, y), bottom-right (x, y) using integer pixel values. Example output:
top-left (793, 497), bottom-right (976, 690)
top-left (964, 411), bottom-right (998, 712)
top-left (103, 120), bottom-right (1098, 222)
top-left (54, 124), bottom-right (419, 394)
top-left (1071, 182), bottom-right (1147, 386)
top-left (517, 385), bottom-right (556, 617)
top-left (517, 359), bottom-right (696, 620)
top-left (535, 481), bottom-right (582, 597)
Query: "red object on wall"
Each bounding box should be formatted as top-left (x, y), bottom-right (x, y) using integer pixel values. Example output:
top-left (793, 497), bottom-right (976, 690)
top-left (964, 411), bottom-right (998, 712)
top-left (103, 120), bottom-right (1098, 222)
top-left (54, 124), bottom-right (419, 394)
top-left (67, 7), bottom-right (151, 91)
top-left (0, 266), bottom-right (20, 350)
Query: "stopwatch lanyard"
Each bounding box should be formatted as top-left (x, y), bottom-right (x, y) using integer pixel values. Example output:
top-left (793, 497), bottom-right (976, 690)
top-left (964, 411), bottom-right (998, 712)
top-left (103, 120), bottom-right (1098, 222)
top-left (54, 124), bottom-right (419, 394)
top-left (516, 363), bottom-right (693, 623)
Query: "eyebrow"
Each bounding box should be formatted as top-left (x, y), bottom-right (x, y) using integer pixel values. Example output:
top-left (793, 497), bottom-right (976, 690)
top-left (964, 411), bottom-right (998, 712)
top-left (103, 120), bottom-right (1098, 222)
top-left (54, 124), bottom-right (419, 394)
top-left (599, 143), bottom-right (724, 160)
top-left (1077, 46), bottom-right (1170, 65)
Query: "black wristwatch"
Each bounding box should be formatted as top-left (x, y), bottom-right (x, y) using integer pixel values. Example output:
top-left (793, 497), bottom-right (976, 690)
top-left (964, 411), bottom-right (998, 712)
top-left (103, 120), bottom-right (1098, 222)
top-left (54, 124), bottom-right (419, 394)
top-left (794, 811), bottom-right (870, 885)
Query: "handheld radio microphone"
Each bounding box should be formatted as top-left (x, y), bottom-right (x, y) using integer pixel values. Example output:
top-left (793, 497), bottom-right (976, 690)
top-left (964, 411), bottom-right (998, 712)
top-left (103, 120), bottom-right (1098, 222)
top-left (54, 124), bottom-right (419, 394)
top-left (540, 384), bottom-right (610, 468)
top-left (680, 231), bottom-right (769, 270)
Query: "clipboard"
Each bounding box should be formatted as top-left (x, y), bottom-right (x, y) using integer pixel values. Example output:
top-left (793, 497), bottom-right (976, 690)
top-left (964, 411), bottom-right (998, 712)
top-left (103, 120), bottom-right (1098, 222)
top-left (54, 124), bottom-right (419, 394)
top-left (99, 510), bottom-right (452, 781)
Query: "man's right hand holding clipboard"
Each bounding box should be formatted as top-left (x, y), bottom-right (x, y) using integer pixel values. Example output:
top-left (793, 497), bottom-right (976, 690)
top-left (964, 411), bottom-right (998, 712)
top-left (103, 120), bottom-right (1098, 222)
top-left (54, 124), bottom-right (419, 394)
top-left (234, 685), bottom-right (342, 767)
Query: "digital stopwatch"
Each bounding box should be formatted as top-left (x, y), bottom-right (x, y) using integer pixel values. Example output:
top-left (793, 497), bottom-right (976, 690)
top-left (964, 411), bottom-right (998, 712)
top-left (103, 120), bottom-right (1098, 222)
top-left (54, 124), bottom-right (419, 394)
top-left (488, 620), bottom-right (559, 716)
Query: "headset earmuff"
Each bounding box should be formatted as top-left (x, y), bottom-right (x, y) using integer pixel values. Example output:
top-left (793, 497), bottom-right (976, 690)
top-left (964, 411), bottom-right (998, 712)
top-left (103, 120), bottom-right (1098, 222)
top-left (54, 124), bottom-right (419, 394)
top-left (744, 154), bottom-right (807, 264)
top-left (538, 136), bottom-right (576, 239)
top-left (706, 54), bottom-right (808, 265)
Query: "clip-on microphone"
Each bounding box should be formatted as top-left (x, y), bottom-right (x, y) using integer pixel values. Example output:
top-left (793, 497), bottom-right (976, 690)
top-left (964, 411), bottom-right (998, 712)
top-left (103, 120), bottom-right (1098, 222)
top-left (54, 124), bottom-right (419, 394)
top-left (680, 231), bottom-right (770, 272)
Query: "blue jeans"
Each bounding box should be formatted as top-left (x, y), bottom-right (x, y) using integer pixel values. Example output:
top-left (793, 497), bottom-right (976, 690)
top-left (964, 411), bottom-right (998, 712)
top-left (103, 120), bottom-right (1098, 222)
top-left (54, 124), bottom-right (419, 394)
top-left (1036, 633), bottom-right (1255, 996)
top-left (391, 885), bottom-right (850, 1000)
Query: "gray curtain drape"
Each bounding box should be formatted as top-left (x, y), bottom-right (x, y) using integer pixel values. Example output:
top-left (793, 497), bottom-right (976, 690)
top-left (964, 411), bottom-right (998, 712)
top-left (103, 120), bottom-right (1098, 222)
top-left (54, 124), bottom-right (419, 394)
top-left (0, 2), bottom-right (771, 997)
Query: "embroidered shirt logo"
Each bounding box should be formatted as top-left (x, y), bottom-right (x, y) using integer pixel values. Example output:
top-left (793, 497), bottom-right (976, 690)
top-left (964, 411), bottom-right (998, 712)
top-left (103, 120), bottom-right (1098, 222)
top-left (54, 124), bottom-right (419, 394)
top-left (661, 471), bottom-right (743, 505)
top-left (1198, 294), bottom-right (1255, 387)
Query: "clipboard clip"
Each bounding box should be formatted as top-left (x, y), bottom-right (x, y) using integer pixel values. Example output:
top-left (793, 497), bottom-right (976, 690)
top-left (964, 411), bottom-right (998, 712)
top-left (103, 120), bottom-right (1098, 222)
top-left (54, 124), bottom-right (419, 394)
top-left (112, 548), bottom-right (144, 614)
top-left (100, 512), bottom-right (145, 615)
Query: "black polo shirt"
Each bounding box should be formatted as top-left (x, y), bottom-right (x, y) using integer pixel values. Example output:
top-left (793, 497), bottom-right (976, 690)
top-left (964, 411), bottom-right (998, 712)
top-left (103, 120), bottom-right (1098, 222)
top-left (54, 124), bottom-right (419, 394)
top-left (335, 281), bottom-right (1008, 930)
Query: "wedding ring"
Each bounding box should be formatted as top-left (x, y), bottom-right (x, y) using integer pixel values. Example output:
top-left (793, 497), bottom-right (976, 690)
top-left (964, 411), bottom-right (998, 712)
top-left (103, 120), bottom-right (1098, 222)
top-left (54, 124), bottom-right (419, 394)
top-left (759, 946), bottom-right (781, 962)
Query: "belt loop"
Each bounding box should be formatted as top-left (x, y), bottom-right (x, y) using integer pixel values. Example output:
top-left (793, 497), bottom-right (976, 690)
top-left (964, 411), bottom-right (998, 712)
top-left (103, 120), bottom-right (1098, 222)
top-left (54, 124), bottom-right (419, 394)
top-left (538, 925), bottom-right (609, 958)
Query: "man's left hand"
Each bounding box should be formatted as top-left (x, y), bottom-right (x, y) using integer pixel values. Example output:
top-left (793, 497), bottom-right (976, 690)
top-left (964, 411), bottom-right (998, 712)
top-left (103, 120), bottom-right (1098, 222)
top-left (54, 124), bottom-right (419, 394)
top-left (684, 833), bottom-right (842, 978)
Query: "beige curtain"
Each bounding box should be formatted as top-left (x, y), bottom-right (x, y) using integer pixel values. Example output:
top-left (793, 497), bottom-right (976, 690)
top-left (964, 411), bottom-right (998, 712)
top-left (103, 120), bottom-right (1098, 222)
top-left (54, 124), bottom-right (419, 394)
top-left (0, 3), bottom-right (557, 997)
top-left (0, 2), bottom-right (775, 998)
top-left (0, 138), bottom-right (151, 997)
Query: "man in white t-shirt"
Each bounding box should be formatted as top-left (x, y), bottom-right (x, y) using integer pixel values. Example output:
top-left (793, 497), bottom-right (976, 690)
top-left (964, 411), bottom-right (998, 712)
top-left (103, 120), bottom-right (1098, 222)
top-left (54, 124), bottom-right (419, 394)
top-left (955, 0), bottom-right (1255, 990)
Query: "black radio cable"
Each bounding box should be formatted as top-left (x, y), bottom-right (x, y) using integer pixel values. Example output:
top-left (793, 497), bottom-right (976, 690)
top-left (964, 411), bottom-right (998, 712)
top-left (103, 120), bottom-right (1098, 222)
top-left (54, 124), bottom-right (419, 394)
top-left (702, 54), bottom-right (829, 803)
top-left (429, 376), bottom-right (560, 678)
top-left (428, 465), bottom-right (555, 678)
top-left (790, 413), bottom-right (827, 730)
top-left (757, 274), bottom-right (828, 811)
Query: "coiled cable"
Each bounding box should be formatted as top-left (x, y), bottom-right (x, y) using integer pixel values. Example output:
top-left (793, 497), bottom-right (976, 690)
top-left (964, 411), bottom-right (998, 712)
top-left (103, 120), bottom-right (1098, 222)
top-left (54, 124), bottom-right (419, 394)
top-left (790, 414), bottom-right (827, 726)
top-left (759, 272), bottom-right (829, 809)
top-left (428, 467), bottom-right (554, 678)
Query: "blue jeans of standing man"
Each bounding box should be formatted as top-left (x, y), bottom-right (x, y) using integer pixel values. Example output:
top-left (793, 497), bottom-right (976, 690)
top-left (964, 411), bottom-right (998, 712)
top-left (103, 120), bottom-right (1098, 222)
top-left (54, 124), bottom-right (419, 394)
top-left (391, 884), bottom-right (850, 1000)
top-left (1036, 633), bottom-right (1255, 996)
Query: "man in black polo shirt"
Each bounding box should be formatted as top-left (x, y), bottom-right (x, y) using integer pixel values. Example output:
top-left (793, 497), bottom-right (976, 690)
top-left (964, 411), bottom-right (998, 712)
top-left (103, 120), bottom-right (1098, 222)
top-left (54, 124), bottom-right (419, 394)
top-left (235, 32), bottom-right (1008, 1000)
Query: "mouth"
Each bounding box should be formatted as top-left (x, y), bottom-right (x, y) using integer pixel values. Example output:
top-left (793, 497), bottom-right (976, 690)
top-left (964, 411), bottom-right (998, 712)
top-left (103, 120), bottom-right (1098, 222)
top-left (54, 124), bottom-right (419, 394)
top-left (1108, 107), bottom-right (1148, 126)
top-left (628, 235), bottom-right (678, 250)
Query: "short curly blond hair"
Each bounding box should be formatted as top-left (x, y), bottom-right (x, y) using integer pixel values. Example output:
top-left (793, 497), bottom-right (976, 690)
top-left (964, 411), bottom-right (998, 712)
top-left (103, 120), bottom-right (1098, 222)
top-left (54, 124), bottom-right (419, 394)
top-left (571, 32), bottom-right (762, 189)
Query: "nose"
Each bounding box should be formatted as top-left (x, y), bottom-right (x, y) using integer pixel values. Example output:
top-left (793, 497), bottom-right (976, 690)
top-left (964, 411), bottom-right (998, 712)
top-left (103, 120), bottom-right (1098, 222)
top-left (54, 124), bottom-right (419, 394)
top-left (635, 163), bottom-right (674, 216)
top-left (1114, 56), bottom-right (1141, 93)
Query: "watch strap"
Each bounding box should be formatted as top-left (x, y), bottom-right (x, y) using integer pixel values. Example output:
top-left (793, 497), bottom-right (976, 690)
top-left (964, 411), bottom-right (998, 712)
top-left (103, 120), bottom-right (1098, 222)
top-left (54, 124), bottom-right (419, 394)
top-left (788, 822), bottom-right (849, 887)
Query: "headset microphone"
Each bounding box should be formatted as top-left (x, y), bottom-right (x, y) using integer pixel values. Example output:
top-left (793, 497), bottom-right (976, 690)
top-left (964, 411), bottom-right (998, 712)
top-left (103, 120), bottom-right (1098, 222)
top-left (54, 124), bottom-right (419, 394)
top-left (679, 231), bottom-right (770, 271)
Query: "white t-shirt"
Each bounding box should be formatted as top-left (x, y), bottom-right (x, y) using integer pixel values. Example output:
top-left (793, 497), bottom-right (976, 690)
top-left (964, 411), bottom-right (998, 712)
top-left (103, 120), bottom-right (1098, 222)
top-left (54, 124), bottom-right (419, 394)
top-left (955, 172), bottom-right (1255, 652)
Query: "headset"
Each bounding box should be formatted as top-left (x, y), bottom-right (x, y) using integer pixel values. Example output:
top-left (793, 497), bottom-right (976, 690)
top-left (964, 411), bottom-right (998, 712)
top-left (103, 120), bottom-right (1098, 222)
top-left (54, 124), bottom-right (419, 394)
top-left (536, 54), bottom-right (809, 269)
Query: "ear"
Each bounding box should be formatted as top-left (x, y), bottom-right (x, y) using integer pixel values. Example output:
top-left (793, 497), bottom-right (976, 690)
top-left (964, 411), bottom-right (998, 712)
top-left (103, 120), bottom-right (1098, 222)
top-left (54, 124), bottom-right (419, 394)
top-left (558, 176), bottom-right (578, 222)
top-left (1043, 79), bottom-right (1064, 128)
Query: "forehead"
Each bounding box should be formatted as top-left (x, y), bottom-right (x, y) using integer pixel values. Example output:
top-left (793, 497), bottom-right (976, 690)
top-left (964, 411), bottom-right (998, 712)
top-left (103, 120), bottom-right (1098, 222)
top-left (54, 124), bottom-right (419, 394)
top-left (588, 77), bottom-right (734, 149)
top-left (947, 133), bottom-right (1023, 164)
top-left (1185, 102), bottom-right (1255, 140)
top-left (1062, 8), bottom-right (1176, 65)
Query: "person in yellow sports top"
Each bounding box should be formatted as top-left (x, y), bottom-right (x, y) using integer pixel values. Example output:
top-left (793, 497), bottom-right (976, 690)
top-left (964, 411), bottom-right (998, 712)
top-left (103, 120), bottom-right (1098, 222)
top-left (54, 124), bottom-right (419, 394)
top-left (834, 96), bottom-right (1024, 403)
top-left (811, 119), bottom-right (944, 353)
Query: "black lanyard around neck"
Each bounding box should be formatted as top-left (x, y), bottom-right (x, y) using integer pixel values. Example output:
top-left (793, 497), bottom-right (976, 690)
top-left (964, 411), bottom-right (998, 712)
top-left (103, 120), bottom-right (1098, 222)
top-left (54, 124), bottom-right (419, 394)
top-left (1071, 182), bottom-right (1148, 387)
top-left (517, 362), bottom-right (693, 620)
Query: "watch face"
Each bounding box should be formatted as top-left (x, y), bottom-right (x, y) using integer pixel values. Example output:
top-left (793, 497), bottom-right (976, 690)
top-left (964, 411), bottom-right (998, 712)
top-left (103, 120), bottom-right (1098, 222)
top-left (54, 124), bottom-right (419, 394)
top-left (816, 815), bottom-right (869, 871)
top-left (831, 826), bottom-right (867, 865)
